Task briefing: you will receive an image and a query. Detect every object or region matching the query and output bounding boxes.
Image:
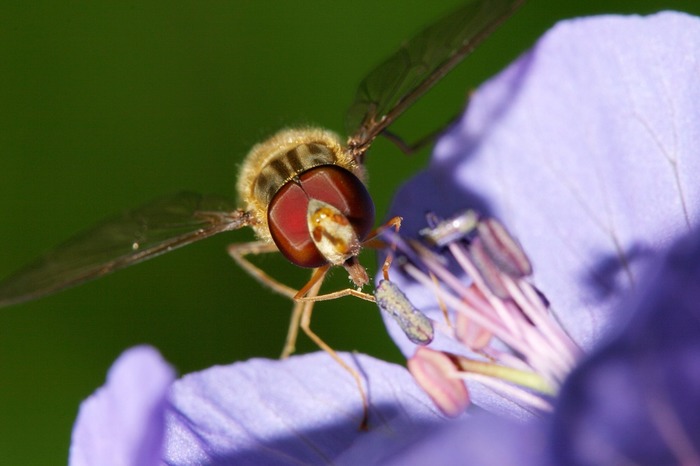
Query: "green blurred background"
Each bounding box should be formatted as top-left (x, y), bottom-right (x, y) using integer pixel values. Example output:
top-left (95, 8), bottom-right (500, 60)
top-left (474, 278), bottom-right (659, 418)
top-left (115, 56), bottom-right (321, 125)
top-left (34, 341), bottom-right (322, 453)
top-left (1, 1), bottom-right (697, 463)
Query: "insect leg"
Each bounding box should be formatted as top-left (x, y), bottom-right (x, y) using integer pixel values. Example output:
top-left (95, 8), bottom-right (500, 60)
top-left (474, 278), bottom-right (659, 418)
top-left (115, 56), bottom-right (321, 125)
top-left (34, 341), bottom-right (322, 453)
top-left (294, 287), bottom-right (375, 303)
top-left (228, 241), bottom-right (311, 358)
top-left (360, 216), bottom-right (402, 281)
top-left (281, 299), bottom-right (304, 359)
top-left (294, 264), bottom-right (376, 303)
top-left (381, 107), bottom-right (464, 155)
top-left (227, 240), bottom-right (297, 298)
top-left (361, 216), bottom-right (402, 248)
top-left (299, 276), bottom-right (370, 430)
top-left (281, 266), bottom-right (329, 358)
top-left (294, 265), bottom-right (330, 300)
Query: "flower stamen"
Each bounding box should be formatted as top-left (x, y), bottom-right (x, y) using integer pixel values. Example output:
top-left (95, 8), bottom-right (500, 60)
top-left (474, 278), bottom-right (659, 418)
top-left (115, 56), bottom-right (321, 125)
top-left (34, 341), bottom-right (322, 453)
top-left (385, 210), bottom-right (582, 416)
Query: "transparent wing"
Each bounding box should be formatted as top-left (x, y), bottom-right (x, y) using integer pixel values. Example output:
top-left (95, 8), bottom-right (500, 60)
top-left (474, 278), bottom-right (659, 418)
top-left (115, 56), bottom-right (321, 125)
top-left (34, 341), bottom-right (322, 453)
top-left (0, 191), bottom-right (252, 307)
top-left (346, 0), bottom-right (524, 156)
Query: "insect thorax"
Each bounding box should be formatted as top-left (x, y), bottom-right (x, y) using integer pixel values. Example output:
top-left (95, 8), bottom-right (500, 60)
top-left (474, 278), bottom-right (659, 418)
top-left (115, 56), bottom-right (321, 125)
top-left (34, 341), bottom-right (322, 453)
top-left (237, 127), bottom-right (363, 241)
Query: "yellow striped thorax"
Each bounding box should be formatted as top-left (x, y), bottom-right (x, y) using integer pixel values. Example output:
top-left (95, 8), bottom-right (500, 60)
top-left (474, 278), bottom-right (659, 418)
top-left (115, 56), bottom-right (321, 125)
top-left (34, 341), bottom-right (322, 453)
top-left (237, 127), bottom-right (366, 241)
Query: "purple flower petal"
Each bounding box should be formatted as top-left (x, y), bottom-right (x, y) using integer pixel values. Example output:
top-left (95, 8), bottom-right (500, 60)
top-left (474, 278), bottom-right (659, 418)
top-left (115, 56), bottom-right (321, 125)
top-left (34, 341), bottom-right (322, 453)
top-left (69, 346), bottom-right (175, 466)
top-left (163, 352), bottom-right (445, 465)
top-left (553, 230), bottom-right (700, 465)
top-left (383, 412), bottom-right (549, 466)
top-left (387, 11), bottom-right (700, 356)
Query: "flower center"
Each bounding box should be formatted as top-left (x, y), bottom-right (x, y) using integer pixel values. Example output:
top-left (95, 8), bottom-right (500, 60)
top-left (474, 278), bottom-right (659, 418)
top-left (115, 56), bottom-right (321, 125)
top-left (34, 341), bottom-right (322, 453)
top-left (379, 211), bottom-right (582, 416)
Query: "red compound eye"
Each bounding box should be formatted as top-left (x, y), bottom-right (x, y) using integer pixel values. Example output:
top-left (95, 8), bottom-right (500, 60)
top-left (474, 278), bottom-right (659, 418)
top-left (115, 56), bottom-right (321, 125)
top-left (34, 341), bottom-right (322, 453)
top-left (267, 165), bottom-right (374, 268)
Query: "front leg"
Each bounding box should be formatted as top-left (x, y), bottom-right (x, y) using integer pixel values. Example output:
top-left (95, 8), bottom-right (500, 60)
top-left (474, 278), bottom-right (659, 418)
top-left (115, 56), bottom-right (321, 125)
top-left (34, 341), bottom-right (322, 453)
top-left (227, 240), bottom-right (297, 299)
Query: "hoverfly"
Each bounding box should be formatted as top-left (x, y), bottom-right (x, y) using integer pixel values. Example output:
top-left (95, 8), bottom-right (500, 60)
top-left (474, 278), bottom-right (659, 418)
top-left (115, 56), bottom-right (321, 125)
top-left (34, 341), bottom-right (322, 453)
top-left (0, 0), bottom-right (524, 425)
